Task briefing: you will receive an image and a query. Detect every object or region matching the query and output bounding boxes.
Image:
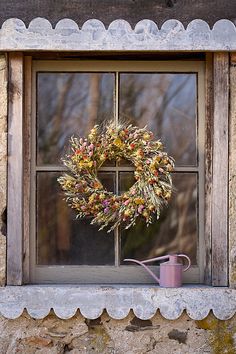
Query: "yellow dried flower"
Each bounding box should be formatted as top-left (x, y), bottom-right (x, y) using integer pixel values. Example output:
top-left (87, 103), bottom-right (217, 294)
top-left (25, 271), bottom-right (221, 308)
top-left (165, 191), bottom-right (171, 199)
top-left (113, 137), bottom-right (123, 147)
top-left (100, 154), bottom-right (106, 162)
top-left (143, 133), bottom-right (151, 141)
top-left (134, 198), bottom-right (145, 205)
top-left (155, 188), bottom-right (162, 196)
top-left (124, 209), bottom-right (132, 217)
top-left (89, 193), bottom-right (96, 203)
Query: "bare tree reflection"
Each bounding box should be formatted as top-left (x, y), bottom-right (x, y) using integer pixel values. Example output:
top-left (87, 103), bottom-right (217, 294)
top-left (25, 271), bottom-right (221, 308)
top-left (37, 73), bottom-right (114, 164)
top-left (37, 71), bottom-right (199, 266)
top-left (120, 73), bottom-right (198, 265)
top-left (37, 73), bottom-right (114, 264)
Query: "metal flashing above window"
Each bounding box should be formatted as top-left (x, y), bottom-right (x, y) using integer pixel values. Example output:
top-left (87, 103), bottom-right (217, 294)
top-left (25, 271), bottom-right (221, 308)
top-left (0, 286), bottom-right (235, 320)
top-left (1, 18), bottom-right (236, 51)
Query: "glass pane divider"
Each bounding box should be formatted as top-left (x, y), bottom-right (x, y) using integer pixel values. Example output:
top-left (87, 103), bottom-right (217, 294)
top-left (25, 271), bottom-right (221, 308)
top-left (174, 167), bottom-right (199, 172)
top-left (114, 72), bottom-right (120, 267)
top-left (35, 166), bottom-right (68, 171)
top-left (35, 166), bottom-right (199, 172)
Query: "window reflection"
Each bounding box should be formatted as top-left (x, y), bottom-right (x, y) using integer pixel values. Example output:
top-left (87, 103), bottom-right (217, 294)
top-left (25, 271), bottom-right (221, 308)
top-left (119, 73), bottom-right (197, 166)
top-left (35, 68), bottom-right (200, 271)
top-left (119, 172), bottom-right (136, 194)
top-left (37, 73), bottom-right (114, 165)
top-left (37, 172), bottom-right (115, 265)
top-left (121, 173), bottom-right (198, 265)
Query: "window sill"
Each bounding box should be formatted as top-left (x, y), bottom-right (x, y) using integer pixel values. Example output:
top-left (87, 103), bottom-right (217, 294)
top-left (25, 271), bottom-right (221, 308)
top-left (0, 285), bottom-right (235, 320)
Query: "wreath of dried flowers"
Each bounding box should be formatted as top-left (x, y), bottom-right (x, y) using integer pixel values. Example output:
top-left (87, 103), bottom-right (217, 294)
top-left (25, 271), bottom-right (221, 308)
top-left (58, 121), bottom-right (174, 232)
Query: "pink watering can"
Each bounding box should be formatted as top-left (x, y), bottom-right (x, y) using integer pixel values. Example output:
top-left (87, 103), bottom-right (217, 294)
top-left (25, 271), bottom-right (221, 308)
top-left (124, 254), bottom-right (191, 288)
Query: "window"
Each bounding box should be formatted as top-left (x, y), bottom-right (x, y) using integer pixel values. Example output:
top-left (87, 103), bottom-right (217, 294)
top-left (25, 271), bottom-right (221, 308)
top-left (28, 60), bottom-right (205, 284)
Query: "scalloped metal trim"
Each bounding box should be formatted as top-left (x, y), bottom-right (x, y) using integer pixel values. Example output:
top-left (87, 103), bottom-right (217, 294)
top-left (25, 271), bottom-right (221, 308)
top-left (0, 18), bottom-right (236, 51)
top-left (0, 286), bottom-right (235, 320)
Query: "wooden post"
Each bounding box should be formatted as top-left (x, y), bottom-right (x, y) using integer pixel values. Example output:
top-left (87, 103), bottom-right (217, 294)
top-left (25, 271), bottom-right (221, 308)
top-left (229, 53), bottom-right (236, 288)
top-left (7, 53), bottom-right (24, 285)
top-left (212, 53), bottom-right (229, 286)
top-left (23, 56), bottom-right (32, 283)
top-left (204, 53), bottom-right (213, 285)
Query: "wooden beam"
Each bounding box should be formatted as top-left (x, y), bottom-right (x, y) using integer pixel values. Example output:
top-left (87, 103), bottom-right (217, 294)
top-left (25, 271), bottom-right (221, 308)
top-left (0, 0), bottom-right (235, 28)
top-left (7, 53), bottom-right (24, 285)
top-left (212, 52), bottom-right (229, 286)
top-left (229, 54), bottom-right (236, 288)
top-left (23, 56), bottom-right (32, 284)
top-left (204, 53), bottom-right (213, 285)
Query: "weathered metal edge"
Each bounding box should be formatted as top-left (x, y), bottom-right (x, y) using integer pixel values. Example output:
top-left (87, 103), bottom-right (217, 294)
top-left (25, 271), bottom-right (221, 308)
top-left (0, 286), bottom-right (235, 320)
top-left (0, 18), bottom-right (236, 51)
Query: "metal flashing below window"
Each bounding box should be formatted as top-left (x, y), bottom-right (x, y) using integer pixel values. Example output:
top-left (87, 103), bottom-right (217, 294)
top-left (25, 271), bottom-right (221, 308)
top-left (1, 18), bottom-right (236, 51)
top-left (0, 286), bottom-right (235, 320)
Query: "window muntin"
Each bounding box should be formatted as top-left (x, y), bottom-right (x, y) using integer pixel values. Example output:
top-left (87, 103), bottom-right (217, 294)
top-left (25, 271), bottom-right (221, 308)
top-left (30, 61), bottom-right (205, 284)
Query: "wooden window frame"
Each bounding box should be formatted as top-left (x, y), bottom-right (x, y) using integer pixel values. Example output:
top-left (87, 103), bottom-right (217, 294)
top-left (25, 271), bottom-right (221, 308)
top-left (6, 53), bottom-right (228, 286)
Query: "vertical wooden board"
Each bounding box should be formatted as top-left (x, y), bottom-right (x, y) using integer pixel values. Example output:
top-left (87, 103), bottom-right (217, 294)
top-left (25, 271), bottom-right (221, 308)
top-left (7, 53), bottom-right (23, 285)
top-left (0, 54), bottom-right (8, 286)
top-left (23, 56), bottom-right (32, 283)
top-left (204, 53), bottom-right (213, 284)
top-left (212, 53), bottom-right (229, 286)
top-left (229, 53), bottom-right (236, 288)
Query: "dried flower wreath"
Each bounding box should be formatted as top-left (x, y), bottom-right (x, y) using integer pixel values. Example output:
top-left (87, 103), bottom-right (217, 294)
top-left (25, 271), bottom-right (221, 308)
top-left (58, 121), bottom-right (174, 232)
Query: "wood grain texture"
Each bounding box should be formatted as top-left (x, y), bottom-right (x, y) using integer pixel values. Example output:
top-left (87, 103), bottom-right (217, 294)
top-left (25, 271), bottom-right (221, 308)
top-left (0, 54), bottom-right (7, 286)
top-left (230, 53), bottom-right (236, 64)
top-left (23, 56), bottom-right (32, 284)
top-left (212, 53), bottom-right (229, 286)
top-left (7, 53), bottom-right (24, 285)
top-left (229, 54), bottom-right (236, 288)
top-left (0, 0), bottom-right (235, 27)
top-left (204, 53), bottom-right (213, 285)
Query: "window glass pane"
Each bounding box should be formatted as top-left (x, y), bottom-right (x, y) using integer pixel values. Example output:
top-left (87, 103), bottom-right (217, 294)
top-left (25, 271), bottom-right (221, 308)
top-left (121, 173), bottom-right (198, 265)
top-left (119, 73), bottom-right (197, 166)
top-left (119, 172), bottom-right (136, 194)
top-left (36, 172), bottom-right (115, 265)
top-left (118, 158), bottom-right (133, 167)
top-left (97, 172), bottom-right (116, 193)
top-left (37, 72), bottom-right (115, 165)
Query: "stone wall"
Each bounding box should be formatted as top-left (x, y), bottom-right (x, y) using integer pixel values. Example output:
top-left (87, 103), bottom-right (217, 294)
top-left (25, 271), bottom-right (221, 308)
top-left (0, 53), bottom-right (236, 353)
top-left (0, 311), bottom-right (236, 354)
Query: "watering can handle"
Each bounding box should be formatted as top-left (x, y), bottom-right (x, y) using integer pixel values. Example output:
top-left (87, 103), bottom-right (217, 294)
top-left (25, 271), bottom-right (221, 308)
top-left (140, 255), bottom-right (171, 264)
top-left (123, 258), bottom-right (160, 284)
top-left (177, 254), bottom-right (191, 272)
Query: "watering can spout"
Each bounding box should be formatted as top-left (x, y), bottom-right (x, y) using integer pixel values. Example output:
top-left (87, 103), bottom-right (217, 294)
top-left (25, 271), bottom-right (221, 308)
top-left (123, 254), bottom-right (191, 288)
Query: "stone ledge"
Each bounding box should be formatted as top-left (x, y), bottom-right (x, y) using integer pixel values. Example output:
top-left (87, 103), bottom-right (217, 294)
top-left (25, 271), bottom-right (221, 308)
top-left (1, 18), bottom-right (236, 51)
top-left (0, 285), bottom-right (235, 320)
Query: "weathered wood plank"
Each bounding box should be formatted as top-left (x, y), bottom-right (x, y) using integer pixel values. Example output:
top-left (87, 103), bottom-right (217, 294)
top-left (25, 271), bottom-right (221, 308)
top-left (0, 54), bottom-right (8, 286)
top-left (204, 53), bottom-right (213, 285)
top-left (7, 53), bottom-right (24, 285)
top-left (0, 0), bottom-right (235, 28)
top-left (230, 53), bottom-right (236, 64)
top-left (229, 53), bottom-right (236, 288)
top-left (23, 56), bottom-right (32, 284)
top-left (212, 52), bottom-right (229, 286)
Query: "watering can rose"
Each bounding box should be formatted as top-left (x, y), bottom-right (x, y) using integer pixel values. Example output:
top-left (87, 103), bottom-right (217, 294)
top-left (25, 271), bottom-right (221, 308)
top-left (58, 121), bottom-right (174, 232)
